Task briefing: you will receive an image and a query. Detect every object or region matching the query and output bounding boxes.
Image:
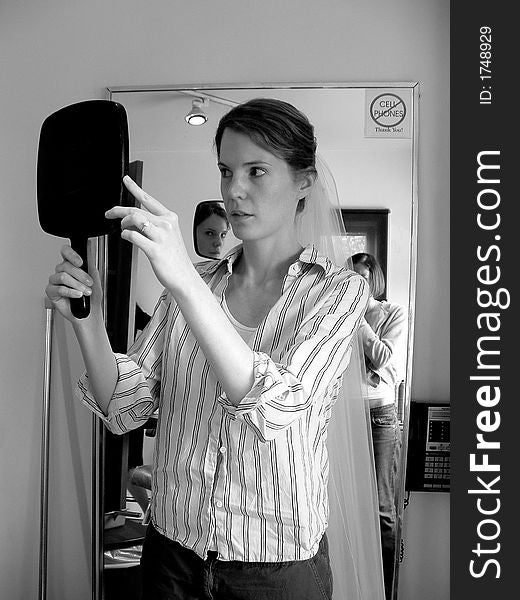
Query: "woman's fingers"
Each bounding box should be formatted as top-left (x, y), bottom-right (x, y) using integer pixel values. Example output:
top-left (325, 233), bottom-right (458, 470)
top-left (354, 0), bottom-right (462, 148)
top-left (105, 204), bottom-right (161, 232)
top-left (123, 175), bottom-right (170, 216)
top-left (46, 242), bottom-right (106, 321)
top-left (56, 248), bottom-right (93, 288)
top-left (105, 204), bottom-right (140, 221)
top-left (46, 265), bottom-right (90, 316)
top-left (48, 243), bottom-right (96, 301)
top-left (119, 211), bottom-right (156, 235)
top-left (48, 271), bottom-right (91, 297)
top-left (102, 178), bottom-right (188, 294)
top-left (104, 206), bottom-right (155, 238)
top-left (120, 227), bottom-right (156, 257)
top-left (105, 177), bottom-right (176, 235)
top-left (107, 206), bottom-right (174, 242)
top-left (60, 244), bottom-right (84, 268)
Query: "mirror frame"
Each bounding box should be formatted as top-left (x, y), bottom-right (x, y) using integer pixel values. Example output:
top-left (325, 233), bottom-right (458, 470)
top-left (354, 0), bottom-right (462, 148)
top-left (93, 82), bottom-right (419, 600)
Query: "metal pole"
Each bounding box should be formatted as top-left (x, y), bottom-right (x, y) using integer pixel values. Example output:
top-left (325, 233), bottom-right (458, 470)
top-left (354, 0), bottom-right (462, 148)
top-left (39, 299), bottom-right (54, 600)
top-left (92, 235), bottom-right (107, 600)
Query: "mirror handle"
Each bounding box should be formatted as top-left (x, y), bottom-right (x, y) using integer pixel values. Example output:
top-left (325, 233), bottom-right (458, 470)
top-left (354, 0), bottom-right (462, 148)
top-left (69, 236), bottom-right (90, 319)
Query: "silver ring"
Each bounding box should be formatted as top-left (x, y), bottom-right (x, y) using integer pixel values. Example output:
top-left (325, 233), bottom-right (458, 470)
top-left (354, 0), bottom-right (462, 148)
top-left (140, 220), bottom-right (151, 234)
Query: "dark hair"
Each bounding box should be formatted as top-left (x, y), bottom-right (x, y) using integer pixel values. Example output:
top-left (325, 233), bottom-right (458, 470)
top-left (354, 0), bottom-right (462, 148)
top-left (351, 252), bottom-right (386, 300)
top-left (194, 201), bottom-right (230, 229)
top-left (214, 98), bottom-right (317, 211)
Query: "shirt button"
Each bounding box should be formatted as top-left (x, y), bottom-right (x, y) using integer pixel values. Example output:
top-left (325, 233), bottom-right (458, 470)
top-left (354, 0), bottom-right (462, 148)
top-left (215, 500), bottom-right (223, 508)
top-left (219, 446), bottom-right (227, 454)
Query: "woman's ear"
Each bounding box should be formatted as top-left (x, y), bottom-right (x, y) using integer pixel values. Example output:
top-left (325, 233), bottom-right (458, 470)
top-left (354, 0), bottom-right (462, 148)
top-left (298, 169), bottom-right (317, 199)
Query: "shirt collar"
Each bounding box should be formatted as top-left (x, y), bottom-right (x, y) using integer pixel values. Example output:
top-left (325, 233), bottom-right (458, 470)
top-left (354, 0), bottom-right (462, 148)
top-left (196, 243), bottom-right (332, 277)
top-left (298, 244), bottom-right (331, 271)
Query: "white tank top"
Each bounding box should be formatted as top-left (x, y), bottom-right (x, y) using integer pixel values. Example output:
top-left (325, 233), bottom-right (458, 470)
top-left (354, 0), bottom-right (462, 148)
top-left (221, 295), bottom-right (257, 343)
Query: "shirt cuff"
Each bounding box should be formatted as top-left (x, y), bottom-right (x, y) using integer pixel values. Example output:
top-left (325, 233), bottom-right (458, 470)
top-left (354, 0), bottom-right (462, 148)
top-left (76, 353), bottom-right (155, 433)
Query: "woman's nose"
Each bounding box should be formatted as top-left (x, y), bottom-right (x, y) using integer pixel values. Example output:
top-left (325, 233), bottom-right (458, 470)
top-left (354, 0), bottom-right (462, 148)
top-left (226, 174), bottom-right (247, 199)
top-left (213, 238), bottom-right (223, 247)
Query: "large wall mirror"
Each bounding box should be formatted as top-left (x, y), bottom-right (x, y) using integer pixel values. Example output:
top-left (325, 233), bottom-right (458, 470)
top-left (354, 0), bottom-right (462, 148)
top-left (94, 83), bottom-right (418, 599)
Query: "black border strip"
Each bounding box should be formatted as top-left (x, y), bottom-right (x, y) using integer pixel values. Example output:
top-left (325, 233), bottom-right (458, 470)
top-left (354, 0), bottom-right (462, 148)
top-left (451, 4), bottom-right (514, 597)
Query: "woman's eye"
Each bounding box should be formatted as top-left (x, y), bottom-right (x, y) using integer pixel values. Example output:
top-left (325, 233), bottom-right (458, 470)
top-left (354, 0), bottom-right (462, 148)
top-left (219, 167), bottom-right (231, 178)
top-left (205, 230), bottom-right (214, 237)
top-left (250, 167), bottom-right (266, 177)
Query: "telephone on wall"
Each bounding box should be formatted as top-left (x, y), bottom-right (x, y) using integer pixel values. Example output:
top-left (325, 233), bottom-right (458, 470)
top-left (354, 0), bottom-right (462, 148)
top-left (405, 402), bottom-right (450, 492)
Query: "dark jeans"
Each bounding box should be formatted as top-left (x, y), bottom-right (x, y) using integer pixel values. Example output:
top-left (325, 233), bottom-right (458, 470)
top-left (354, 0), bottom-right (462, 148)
top-left (140, 524), bottom-right (333, 600)
top-left (370, 403), bottom-right (401, 600)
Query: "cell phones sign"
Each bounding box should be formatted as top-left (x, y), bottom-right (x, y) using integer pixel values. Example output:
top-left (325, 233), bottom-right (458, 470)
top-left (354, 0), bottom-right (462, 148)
top-left (365, 88), bottom-right (412, 138)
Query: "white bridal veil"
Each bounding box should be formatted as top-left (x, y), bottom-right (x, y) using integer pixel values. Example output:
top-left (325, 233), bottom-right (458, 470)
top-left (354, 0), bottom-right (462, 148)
top-left (297, 156), bottom-right (386, 600)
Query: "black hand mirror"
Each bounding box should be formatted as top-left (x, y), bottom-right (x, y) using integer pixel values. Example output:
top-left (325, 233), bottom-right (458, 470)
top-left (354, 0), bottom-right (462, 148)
top-left (193, 200), bottom-right (236, 259)
top-left (37, 99), bottom-right (129, 318)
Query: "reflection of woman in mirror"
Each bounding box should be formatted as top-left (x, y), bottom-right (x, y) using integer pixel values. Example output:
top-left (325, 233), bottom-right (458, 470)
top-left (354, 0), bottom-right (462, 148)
top-left (351, 252), bottom-right (407, 600)
top-left (194, 201), bottom-right (230, 259)
top-left (46, 98), bottom-right (382, 599)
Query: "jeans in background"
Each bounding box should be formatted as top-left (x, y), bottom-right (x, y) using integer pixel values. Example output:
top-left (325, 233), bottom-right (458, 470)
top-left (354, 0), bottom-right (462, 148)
top-left (370, 403), bottom-right (402, 600)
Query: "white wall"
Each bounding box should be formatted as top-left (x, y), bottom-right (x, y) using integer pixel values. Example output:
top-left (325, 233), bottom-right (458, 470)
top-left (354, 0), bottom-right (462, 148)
top-left (0, 1), bottom-right (450, 599)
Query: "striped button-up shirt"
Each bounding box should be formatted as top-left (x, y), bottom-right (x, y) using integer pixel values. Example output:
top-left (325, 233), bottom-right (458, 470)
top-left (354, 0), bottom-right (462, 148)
top-left (78, 244), bottom-right (369, 562)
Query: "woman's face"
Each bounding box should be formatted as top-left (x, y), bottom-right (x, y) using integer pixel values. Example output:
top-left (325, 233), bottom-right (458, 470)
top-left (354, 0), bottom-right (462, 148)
top-left (196, 213), bottom-right (229, 258)
top-left (217, 129), bottom-right (311, 244)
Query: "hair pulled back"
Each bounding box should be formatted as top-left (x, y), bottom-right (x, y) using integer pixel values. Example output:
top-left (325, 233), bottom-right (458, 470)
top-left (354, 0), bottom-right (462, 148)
top-left (214, 98), bottom-right (317, 175)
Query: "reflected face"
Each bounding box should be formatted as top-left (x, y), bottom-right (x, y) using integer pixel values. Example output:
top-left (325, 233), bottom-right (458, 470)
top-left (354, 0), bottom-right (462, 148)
top-left (195, 214), bottom-right (229, 258)
top-left (217, 129), bottom-right (306, 243)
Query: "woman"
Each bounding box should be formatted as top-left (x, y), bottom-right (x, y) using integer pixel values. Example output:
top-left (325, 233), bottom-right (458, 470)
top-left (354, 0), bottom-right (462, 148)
top-left (351, 252), bottom-right (407, 600)
top-left (194, 201), bottom-right (230, 259)
top-left (46, 98), bottom-right (380, 600)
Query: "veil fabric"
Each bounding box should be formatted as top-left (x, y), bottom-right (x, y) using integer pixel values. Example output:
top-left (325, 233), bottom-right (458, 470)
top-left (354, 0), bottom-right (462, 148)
top-left (298, 156), bottom-right (385, 600)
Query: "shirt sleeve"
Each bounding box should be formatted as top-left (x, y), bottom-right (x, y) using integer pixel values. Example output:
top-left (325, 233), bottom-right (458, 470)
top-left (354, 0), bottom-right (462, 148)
top-left (76, 291), bottom-right (170, 434)
top-left (359, 304), bottom-right (407, 372)
top-left (218, 272), bottom-right (369, 442)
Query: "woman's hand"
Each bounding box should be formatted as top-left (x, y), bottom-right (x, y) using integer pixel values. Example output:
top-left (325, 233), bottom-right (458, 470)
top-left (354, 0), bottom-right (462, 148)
top-left (105, 176), bottom-right (196, 295)
top-left (46, 240), bottom-right (103, 322)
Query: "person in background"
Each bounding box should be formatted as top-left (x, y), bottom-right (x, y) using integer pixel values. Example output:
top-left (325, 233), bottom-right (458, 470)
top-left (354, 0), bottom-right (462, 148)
top-left (351, 252), bottom-right (407, 600)
top-left (194, 201), bottom-right (230, 259)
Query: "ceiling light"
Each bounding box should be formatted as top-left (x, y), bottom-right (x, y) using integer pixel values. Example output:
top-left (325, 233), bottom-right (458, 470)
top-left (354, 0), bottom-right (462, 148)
top-left (185, 98), bottom-right (208, 126)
